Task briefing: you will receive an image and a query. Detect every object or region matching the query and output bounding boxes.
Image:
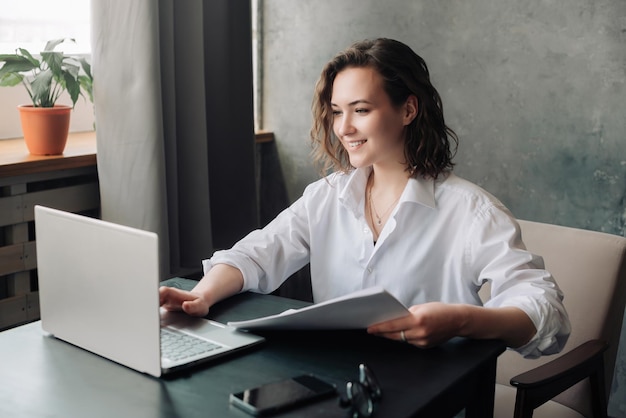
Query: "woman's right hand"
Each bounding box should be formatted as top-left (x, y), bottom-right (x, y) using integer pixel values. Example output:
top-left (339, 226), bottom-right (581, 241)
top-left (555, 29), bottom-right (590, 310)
top-left (159, 286), bottom-right (210, 317)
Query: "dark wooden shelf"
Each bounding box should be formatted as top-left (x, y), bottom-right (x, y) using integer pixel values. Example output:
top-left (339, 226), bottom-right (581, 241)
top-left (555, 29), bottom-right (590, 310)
top-left (0, 131), bottom-right (97, 178)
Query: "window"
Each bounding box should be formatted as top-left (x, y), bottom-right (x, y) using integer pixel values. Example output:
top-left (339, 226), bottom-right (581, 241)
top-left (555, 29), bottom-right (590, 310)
top-left (0, 0), bottom-right (90, 54)
top-left (0, 0), bottom-right (92, 140)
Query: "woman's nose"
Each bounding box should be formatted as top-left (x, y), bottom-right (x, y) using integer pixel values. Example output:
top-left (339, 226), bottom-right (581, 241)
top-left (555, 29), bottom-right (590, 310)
top-left (336, 115), bottom-right (355, 137)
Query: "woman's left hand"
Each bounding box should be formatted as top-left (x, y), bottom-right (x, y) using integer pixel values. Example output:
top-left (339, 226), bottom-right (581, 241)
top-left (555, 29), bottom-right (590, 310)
top-left (367, 302), bottom-right (537, 349)
top-left (367, 302), bottom-right (466, 348)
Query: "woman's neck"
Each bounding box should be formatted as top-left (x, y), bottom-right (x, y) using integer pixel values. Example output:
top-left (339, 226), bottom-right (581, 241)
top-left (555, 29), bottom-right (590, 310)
top-left (368, 165), bottom-right (410, 199)
top-left (365, 166), bottom-right (409, 241)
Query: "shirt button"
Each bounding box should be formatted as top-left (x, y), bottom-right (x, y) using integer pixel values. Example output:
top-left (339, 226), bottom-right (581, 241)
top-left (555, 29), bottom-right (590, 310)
top-left (367, 267), bottom-right (373, 274)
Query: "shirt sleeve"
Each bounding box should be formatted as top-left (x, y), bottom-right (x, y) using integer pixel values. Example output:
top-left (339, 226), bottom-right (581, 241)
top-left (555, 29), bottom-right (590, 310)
top-left (468, 204), bottom-right (571, 358)
top-left (202, 195), bottom-right (312, 294)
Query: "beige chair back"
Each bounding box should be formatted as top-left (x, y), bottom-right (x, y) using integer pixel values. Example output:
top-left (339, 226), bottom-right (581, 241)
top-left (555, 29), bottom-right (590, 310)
top-left (480, 219), bottom-right (626, 416)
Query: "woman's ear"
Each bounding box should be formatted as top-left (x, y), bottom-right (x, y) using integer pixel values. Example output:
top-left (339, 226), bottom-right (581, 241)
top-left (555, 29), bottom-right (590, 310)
top-left (403, 95), bottom-right (418, 126)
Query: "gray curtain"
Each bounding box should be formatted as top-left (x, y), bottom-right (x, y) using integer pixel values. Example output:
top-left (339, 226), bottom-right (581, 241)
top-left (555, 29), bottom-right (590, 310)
top-left (91, 0), bottom-right (258, 279)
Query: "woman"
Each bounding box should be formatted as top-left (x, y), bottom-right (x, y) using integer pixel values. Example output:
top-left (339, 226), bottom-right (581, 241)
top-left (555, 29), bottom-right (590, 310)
top-left (160, 38), bottom-right (570, 358)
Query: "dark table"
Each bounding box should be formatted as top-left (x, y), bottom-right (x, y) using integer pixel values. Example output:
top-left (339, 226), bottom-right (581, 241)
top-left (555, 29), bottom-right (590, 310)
top-left (0, 283), bottom-right (505, 418)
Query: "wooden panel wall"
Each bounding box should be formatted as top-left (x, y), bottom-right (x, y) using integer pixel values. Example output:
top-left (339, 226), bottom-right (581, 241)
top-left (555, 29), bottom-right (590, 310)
top-left (0, 133), bottom-right (99, 330)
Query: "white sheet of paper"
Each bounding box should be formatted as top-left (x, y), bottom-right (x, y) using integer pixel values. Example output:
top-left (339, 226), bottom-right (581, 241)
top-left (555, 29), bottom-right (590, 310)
top-left (227, 286), bottom-right (410, 330)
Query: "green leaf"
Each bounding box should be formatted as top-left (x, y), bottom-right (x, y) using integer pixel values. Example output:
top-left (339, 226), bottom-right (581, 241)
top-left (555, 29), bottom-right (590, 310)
top-left (63, 60), bottom-right (80, 78)
top-left (41, 51), bottom-right (64, 75)
top-left (31, 69), bottom-right (54, 107)
top-left (0, 55), bottom-right (38, 78)
top-left (17, 48), bottom-right (40, 66)
top-left (78, 74), bottom-right (93, 102)
top-left (44, 38), bottom-right (72, 52)
top-left (0, 72), bottom-right (23, 87)
top-left (64, 71), bottom-right (81, 107)
top-left (77, 57), bottom-right (92, 79)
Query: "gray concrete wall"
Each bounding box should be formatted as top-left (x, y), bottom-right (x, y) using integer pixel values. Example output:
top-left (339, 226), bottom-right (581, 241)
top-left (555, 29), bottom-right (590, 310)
top-left (261, 0), bottom-right (626, 415)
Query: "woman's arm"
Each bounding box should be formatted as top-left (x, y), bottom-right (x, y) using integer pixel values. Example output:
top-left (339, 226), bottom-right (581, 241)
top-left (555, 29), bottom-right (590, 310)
top-left (367, 302), bottom-right (536, 348)
top-left (159, 263), bottom-right (244, 317)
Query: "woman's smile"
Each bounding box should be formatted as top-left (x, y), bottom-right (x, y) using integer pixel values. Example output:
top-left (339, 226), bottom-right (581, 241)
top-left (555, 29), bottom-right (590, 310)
top-left (347, 139), bottom-right (367, 148)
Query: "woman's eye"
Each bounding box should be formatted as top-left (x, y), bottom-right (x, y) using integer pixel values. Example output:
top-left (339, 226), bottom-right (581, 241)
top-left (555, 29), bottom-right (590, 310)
top-left (332, 110), bottom-right (342, 116)
top-left (355, 108), bottom-right (369, 114)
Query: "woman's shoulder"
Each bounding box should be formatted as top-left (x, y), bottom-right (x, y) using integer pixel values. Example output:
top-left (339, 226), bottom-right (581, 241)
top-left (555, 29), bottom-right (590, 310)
top-left (433, 173), bottom-right (518, 233)
top-left (302, 170), bottom-right (352, 195)
top-left (436, 172), bottom-right (507, 210)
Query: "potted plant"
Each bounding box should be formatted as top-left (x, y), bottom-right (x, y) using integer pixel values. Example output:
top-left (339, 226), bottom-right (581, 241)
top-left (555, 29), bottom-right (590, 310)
top-left (0, 38), bottom-right (93, 155)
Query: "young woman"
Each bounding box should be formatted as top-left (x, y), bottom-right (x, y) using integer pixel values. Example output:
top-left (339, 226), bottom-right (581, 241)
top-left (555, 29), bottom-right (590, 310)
top-left (160, 38), bottom-right (570, 358)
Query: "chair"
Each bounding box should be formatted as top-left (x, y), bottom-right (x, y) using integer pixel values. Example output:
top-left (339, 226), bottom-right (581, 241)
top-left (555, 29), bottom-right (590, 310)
top-left (484, 220), bottom-right (626, 418)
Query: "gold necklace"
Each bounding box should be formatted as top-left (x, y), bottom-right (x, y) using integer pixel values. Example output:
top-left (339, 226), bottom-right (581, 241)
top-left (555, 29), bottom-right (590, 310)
top-left (367, 176), bottom-right (401, 226)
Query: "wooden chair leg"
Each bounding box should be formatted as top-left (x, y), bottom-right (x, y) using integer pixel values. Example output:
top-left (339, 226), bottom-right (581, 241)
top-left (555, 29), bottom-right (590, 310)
top-left (513, 389), bottom-right (534, 418)
top-left (589, 367), bottom-right (608, 418)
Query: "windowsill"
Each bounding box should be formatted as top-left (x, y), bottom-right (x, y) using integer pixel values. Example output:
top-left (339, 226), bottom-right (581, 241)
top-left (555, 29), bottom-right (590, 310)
top-left (255, 130), bottom-right (275, 143)
top-left (0, 130), bottom-right (275, 178)
top-left (0, 131), bottom-right (97, 178)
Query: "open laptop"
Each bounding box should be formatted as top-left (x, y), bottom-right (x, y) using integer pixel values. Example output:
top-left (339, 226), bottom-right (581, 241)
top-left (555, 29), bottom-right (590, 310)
top-left (35, 205), bottom-right (264, 378)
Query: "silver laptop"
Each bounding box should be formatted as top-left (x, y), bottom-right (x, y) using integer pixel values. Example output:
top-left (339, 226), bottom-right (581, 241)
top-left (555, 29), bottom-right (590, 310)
top-left (35, 205), bottom-right (264, 378)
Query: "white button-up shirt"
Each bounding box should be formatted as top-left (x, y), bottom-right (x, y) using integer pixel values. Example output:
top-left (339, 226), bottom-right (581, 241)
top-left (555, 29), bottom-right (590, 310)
top-left (204, 168), bottom-right (570, 357)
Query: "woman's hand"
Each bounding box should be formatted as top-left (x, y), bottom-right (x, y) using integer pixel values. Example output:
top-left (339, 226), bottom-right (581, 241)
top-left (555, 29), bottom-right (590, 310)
top-left (159, 286), bottom-right (210, 317)
top-left (367, 302), bottom-right (465, 348)
top-left (159, 263), bottom-right (245, 318)
top-left (367, 302), bottom-right (536, 348)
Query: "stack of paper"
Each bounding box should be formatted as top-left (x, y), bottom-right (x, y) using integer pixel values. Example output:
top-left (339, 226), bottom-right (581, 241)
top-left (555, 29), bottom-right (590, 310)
top-left (228, 286), bottom-right (410, 330)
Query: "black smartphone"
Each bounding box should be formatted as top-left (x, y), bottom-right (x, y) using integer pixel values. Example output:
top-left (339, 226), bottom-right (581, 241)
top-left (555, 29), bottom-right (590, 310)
top-left (229, 374), bottom-right (337, 416)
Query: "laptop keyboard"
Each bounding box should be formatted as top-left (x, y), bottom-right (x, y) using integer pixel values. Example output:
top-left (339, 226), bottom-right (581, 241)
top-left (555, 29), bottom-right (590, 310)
top-left (160, 327), bottom-right (223, 362)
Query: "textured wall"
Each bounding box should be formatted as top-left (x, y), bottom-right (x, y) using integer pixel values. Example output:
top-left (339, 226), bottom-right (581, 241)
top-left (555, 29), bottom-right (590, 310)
top-left (261, 0), bottom-right (626, 415)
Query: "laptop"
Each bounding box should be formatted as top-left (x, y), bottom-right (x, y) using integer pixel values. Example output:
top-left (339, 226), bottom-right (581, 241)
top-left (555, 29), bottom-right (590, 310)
top-left (34, 205), bottom-right (264, 378)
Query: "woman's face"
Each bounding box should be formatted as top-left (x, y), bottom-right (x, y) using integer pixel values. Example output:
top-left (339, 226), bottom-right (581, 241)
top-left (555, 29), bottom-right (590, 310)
top-left (331, 66), bottom-right (416, 170)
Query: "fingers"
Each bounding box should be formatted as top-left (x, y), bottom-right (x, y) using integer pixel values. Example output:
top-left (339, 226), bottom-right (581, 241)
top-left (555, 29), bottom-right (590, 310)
top-left (367, 314), bottom-right (435, 347)
top-left (371, 328), bottom-right (410, 342)
top-left (370, 327), bottom-right (436, 347)
top-left (367, 314), bottom-right (411, 335)
top-left (181, 299), bottom-right (210, 317)
top-left (367, 317), bottom-right (412, 343)
top-left (160, 286), bottom-right (210, 317)
top-left (159, 286), bottom-right (181, 311)
top-left (369, 303), bottom-right (462, 348)
top-left (159, 286), bottom-right (195, 310)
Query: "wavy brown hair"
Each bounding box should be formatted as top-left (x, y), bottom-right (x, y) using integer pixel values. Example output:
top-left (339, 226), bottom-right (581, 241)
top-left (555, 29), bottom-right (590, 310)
top-left (310, 38), bottom-right (458, 179)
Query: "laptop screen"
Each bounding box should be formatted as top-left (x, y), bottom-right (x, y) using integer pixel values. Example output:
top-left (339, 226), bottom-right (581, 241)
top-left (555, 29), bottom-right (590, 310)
top-left (35, 205), bottom-right (163, 376)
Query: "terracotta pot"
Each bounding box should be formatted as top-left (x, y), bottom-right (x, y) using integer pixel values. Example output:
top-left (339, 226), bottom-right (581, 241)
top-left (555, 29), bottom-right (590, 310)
top-left (18, 104), bottom-right (72, 155)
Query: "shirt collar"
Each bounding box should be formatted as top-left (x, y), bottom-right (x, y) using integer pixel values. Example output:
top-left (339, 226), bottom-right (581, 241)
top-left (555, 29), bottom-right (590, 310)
top-left (403, 175), bottom-right (436, 209)
top-left (338, 167), bottom-right (370, 216)
top-left (338, 167), bottom-right (437, 214)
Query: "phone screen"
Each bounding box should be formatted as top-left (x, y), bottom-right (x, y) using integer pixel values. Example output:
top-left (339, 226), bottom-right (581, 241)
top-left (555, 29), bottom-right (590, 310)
top-left (229, 374), bottom-right (336, 416)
